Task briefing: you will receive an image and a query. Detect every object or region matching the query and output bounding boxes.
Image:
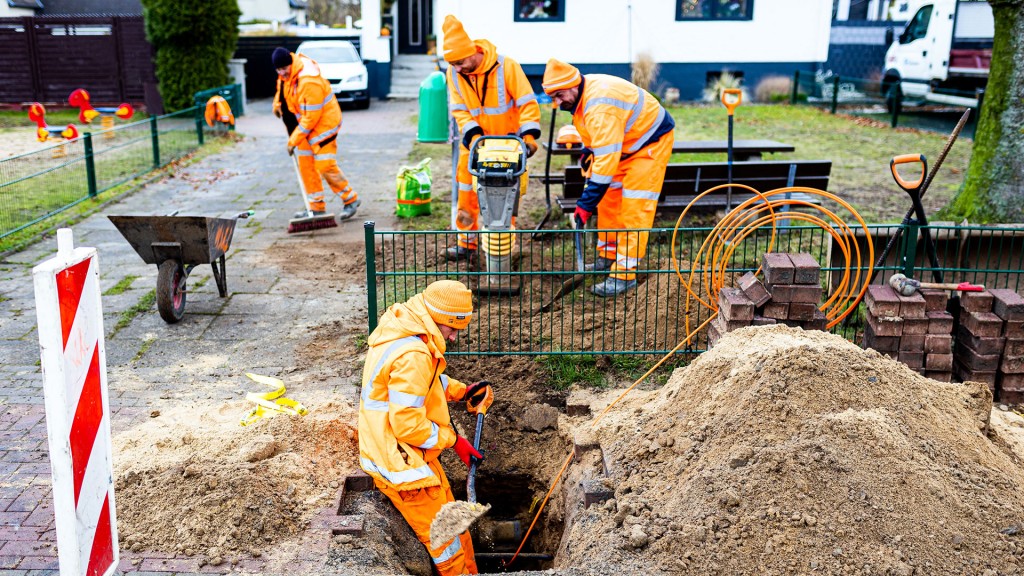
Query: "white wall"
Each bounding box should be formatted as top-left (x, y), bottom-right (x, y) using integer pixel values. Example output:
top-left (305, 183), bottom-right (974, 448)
top-left (433, 0), bottom-right (832, 65)
top-left (358, 0), bottom-right (391, 63)
top-left (238, 0), bottom-right (294, 24)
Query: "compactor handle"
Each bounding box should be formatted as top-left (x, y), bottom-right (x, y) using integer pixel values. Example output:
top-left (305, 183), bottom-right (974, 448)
top-left (721, 88), bottom-right (742, 116)
top-left (890, 153), bottom-right (927, 192)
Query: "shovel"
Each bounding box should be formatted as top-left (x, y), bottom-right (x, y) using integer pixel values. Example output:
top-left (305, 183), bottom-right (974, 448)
top-left (429, 395), bottom-right (492, 550)
top-left (535, 216), bottom-right (587, 314)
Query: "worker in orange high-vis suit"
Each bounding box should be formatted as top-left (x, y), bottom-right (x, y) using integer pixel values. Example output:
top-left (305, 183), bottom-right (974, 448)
top-left (358, 280), bottom-right (494, 575)
top-left (441, 15), bottom-right (542, 261)
top-left (272, 47), bottom-right (360, 222)
top-left (542, 59), bottom-right (675, 296)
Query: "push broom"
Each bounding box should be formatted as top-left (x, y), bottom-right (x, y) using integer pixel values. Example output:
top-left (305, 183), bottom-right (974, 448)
top-left (286, 153), bottom-right (337, 233)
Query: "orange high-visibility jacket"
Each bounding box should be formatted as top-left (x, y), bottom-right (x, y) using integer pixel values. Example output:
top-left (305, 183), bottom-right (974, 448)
top-left (277, 54), bottom-right (342, 150)
top-left (204, 95), bottom-right (234, 127)
top-left (570, 74), bottom-right (675, 212)
top-left (447, 40), bottom-right (541, 149)
top-left (358, 294), bottom-right (470, 492)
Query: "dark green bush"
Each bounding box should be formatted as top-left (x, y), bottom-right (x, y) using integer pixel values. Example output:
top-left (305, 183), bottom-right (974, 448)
top-left (141, 0), bottom-right (241, 111)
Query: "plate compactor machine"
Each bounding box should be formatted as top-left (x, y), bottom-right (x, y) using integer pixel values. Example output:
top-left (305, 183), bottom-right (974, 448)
top-left (466, 135), bottom-right (529, 296)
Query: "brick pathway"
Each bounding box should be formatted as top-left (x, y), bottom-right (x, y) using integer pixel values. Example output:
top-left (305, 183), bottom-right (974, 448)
top-left (0, 98), bottom-right (415, 575)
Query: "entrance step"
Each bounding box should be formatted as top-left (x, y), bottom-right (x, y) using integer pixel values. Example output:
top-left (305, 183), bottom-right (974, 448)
top-left (389, 54), bottom-right (444, 99)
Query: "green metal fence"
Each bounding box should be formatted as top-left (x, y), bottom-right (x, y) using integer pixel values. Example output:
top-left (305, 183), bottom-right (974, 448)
top-left (365, 222), bottom-right (1024, 357)
top-left (0, 84), bottom-right (243, 240)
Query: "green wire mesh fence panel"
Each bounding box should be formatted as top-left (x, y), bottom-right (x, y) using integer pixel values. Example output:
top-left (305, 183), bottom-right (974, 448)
top-left (0, 105), bottom-right (205, 240)
top-left (91, 114), bottom-right (161, 194)
top-left (158, 107), bottom-right (203, 165)
top-left (369, 224), bottom-right (1024, 357)
top-left (0, 142), bottom-right (89, 238)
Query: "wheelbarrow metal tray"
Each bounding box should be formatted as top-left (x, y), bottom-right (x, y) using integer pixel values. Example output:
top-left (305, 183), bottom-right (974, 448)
top-left (108, 215), bottom-right (237, 265)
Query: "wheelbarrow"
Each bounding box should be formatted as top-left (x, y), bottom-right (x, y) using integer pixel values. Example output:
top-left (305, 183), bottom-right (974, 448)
top-left (108, 211), bottom-right (252, 323)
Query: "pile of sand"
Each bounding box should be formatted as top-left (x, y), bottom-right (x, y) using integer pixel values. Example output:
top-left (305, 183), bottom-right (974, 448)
top-left (113, 400), bottom-right (359, 563)
top-left (562, 325), bottom-right (1024, 574)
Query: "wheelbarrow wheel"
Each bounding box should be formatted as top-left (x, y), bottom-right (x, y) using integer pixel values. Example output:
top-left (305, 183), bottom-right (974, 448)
top-left (156, 260), bottom-right (187, 323)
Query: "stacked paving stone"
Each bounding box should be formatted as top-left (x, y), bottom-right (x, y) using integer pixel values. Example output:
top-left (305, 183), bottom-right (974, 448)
top-left (954, 291), bottom-right (1005, 393)
top-left (708, 253), bottom-right (825, 347)
top-left (863, 284), bottom-right (954, 381)
top-left (991, 289), bottom-right (1024, 404)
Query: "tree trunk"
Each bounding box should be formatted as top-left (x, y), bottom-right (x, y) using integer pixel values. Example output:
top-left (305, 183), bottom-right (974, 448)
top-left (946, 0), bottom-right (1024, 222)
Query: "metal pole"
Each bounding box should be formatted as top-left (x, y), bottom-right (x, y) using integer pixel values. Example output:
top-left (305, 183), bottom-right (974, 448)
top-left (365, 221), bottom-right (378, 334)
top-left (726, 113), bottom-right (734, 209)
top-left (195, 106), bottom-right (204, 146)
top-left (830, 76), bottom-right (840, 114)
top-left (150, 116), bottom-right (160, 168)
top-left (790, 70), bottom-right (799, 104)
top-left (83, 133), bottom-right (97, 198)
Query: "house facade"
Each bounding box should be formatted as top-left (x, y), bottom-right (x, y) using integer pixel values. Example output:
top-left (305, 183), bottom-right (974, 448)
top-left (422, 0), bottom-right (833, 99)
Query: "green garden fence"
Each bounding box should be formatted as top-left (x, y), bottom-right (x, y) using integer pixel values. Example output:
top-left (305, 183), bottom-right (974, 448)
top-left (0, 84), bottom-right (243, 240)
top-left (365, 222), bottom-right (1024, 357)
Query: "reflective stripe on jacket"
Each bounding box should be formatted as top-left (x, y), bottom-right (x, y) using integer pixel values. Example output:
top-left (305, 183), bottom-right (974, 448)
top-left (280, 54), bottom-right (343, 149)
top-left (447, 40), bottom-right (541, 148)
top-left (357, 294), bottom-right (469, 492)
top-left (571, 74), bottom-right (675, 212)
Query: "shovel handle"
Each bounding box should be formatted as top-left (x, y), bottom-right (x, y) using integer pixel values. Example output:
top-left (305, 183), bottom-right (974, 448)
top-left (721, 88), bottom-right (742, 115)
top-left (890, 154), bottom-right (927, 192)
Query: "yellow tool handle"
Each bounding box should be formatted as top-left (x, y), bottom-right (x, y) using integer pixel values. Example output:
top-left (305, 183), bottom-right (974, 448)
top-left (890, 153), bottom-right (927, 190)
top-left (721, 88), bottom-right (742, 116)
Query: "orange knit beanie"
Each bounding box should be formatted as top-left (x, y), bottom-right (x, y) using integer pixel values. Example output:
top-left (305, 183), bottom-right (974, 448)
top-left (442, 15), bottom-right (476, 63)
top-left (422, 280), bottom-right (473, 330)
top-left (542, 59), bottom-right (581, 94)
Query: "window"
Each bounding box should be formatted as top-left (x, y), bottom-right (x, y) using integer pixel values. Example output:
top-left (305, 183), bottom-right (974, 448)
top-left (676, 0), bottom-right (753, 21)
top-left (514, 0), bottom-right (565, 22)
top-left (900, 5), bottom-right (932, 44)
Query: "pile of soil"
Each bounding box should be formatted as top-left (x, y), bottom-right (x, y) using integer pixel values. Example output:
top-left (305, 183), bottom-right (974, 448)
top-left (113, 400), bottom-right (359, 563)
top-left (562, 325), bottom-right (1024, 574)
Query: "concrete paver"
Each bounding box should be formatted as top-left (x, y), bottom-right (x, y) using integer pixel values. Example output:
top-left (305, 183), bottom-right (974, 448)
top-left (0, 97), bottom-right (417, 574)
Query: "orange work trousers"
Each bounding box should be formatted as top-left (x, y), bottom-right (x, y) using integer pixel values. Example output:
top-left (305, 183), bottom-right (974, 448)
top-left (455, 146), bottom-right (528, 250)
top-left (374, 458), bottom-right (478, 576)
top-left (596, 133), bottom-right (674, 281)
top-left (294, 138), bottom-right (357, 212)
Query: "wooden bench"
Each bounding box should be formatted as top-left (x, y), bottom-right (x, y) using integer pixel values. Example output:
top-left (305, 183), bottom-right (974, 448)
top-left (554, 160), bottom-right (832, 213)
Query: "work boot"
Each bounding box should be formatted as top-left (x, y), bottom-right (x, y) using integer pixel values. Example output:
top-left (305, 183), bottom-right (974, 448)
top-left (585, 257), bottom-right (614, 272)
top-left (293, 209), bottom-right (328, 219)
top-left (446, 245), bottom-right (476, 262)
top-left (591, 277), bottom-right (637, 297)
top-left (338, 199), bottom-right (361, 222)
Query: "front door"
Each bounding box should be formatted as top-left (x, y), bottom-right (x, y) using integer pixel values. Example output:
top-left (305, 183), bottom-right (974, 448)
top-left (398, 0), bottom-right (431, 54)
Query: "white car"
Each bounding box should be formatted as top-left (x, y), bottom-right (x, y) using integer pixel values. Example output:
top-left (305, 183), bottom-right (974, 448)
top-left (296, 40), bottom-right (370, 110)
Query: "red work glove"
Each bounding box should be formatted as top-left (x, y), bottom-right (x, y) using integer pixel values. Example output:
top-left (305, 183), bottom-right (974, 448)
top-left (574, 206), bottom-right (592, 226)
top-left (452, 435), bottom-right (483, 467)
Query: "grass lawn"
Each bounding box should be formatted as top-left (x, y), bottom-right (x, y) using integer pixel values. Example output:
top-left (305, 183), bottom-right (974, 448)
top-left (399, 103), bottom-right (972, 228)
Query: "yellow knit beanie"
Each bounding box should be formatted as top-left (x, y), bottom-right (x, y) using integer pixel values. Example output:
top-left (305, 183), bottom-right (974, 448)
top-left (423, 280), bottom-right (473, 330)
top-left (442, 15), bottom-right (477, 63)
top-left (542, 58), bottom-right (582, 94)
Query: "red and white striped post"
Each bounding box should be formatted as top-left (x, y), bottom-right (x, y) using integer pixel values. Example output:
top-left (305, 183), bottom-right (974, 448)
top-left (32, 228), bottom-right (119, 576)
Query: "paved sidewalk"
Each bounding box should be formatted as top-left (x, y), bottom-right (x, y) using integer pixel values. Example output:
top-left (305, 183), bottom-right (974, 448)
top-left (0, 98), bottom-right (417, 575)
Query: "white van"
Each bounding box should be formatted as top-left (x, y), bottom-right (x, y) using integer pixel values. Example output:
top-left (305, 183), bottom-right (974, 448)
top-left (296, 40), bottom-right (371, 110)
top-left (882, 0), bottom-right (993, 109)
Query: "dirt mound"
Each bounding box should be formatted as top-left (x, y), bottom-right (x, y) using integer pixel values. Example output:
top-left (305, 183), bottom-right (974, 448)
top-left (563, 325), bottom-right (1024, 574)
top-left (113, 400), bottom-right (359, 562)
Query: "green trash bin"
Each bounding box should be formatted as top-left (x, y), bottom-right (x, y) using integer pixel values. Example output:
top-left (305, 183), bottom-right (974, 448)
top-left (418, 71), bottom-right (448, 143)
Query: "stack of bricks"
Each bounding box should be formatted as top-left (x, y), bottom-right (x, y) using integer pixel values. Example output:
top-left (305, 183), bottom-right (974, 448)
top-left (707, 252), bottom-right (825, 348)
top-left (861, 285), bottom-right (954, 380)
top-left (954, 291), bottom-right (1004, 393)
top-left (990, 289), bottom-right (1024, 403)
